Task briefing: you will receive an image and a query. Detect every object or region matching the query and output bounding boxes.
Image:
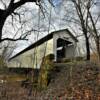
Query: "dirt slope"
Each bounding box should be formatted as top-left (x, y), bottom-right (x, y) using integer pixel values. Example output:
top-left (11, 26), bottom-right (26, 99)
top-left (0, 61), bottom-right (100, 100)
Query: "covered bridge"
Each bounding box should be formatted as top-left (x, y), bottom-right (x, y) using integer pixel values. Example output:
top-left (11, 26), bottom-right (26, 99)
top-left (8, 29), bottom-right (79, 68)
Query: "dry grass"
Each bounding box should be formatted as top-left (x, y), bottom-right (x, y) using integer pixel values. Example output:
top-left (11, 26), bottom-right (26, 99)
top-left (90, 53), bottom-right (100, 66)
top-left (0, 61), bottom-right (100, 100)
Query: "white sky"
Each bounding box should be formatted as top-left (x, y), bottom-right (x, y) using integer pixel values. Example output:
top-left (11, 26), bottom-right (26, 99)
top-left (0, 0), bottom-right (100, 58)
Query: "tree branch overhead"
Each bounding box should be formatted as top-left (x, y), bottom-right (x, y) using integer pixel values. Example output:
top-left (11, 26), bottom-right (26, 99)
top-left (0, 0), bottom-right (40, 42)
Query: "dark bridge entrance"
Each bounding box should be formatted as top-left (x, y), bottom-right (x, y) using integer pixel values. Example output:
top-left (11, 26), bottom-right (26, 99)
top-left (57, 38), bottom-right (72, 61)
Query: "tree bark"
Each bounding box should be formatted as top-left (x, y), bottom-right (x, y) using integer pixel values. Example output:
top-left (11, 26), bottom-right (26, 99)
top-left (0, 10), bottom-right (6, 41)
top-left (96, 37), bottom-right (100, 60)
top-left (85, 34), bottom-right (90, 60)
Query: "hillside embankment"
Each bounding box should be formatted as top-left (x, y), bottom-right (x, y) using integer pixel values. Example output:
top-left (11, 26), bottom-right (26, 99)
top-left (0, 61), bottom-right (100, 100)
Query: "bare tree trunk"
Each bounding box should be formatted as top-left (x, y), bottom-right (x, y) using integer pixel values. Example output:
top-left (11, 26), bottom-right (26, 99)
top-left (0, 11), bottom-right (6, 41)
top-left (87, 8), bottom-right (100, 60)
top-left (96, 37), bottom-right (100, 60)
top-left (85, 35), bottom-right (90, 60)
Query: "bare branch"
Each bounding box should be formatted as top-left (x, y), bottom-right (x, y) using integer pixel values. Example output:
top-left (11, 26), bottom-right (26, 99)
top-left (0, 0), bottom-right (7, 9)
top-left (0, 38), bottom-right (28, 42)
top-left (6, 0), bottom-right (38, 16)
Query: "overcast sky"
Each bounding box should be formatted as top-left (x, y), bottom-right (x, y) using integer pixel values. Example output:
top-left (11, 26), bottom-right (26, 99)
top-left (0, 0), bottom-right (100, 58)
top-left (5, 0), bottom-right (65, 56)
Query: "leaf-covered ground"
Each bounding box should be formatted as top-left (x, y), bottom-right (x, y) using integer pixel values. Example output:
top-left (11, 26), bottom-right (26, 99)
top-left (0, 61), bottom-right (100, 100)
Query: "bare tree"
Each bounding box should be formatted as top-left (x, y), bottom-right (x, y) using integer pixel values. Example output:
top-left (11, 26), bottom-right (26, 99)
top-left (71, 0), bottom-right (92, 60)
top-left (62, 0), bottom-right (100, 60)
top-left (0, 0), bottom-right (41, 42)
top-left (87, 1), bottom-right (100, 60)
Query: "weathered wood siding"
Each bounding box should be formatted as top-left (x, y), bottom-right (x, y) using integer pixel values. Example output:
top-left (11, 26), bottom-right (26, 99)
top-left (8, 39), bottom-right (53, 68)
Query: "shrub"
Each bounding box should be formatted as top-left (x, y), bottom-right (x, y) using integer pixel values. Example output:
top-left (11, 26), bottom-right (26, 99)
top-left (74, 56), bottom-right (84, 61)
top-left (62, 58), bottom-right (72, 63)
top-left (38, 54), bottom-right (54, 89)
top-left (45, 54), bottom-right (54, 61)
